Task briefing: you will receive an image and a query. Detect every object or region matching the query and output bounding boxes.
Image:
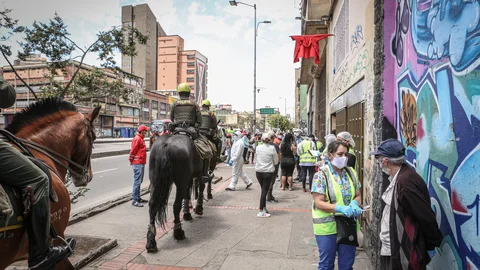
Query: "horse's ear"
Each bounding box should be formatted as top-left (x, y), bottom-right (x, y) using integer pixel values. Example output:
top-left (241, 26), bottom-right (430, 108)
top-left (88, 106), bottom-right (101, 123)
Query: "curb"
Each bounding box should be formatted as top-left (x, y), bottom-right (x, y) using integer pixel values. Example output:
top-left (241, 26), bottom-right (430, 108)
top-left (95, 138), bottom-right (150, 144)
top-left (91, 149), bottom-right (151, 159)
top-left (73, 239), bottom-right (118, 270)
top-left (69, 187), bottom-right (150, 226)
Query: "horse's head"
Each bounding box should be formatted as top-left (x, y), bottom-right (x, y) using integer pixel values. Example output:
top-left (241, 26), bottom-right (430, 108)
top-left (68, 106), bottom-right (101, 187)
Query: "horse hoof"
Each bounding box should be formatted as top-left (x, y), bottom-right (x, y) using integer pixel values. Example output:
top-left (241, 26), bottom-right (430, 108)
top-left (207, 194), bottom-right (213, 199)
top-left (183, 213), bottom-right (193, 221)
top-left (174, 228), bottom-right (186, 240)
top-left (194, 206), bottom-right (204, 216)
top-left (146, 231), bottom-right (158, 253)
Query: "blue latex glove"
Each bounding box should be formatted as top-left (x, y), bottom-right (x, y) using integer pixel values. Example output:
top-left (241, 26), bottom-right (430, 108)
top-left (334, 205), bottom-right (354, 218)
top-left (349, 200), bottom-right (363, 218)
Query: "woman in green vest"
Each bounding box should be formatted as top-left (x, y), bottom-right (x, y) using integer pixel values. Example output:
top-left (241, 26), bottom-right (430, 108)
top-left (311, 140), bottom-right (363, 270)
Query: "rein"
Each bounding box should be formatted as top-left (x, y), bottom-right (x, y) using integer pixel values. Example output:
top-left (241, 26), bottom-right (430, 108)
top-left (0, 117), bottom-right (94, 180)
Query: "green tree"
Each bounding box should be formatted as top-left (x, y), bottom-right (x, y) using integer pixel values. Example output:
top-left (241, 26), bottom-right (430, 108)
top-left (0, 9), bottom-right (147, 101)
top-left (267, 114), bottom-right (294, 131)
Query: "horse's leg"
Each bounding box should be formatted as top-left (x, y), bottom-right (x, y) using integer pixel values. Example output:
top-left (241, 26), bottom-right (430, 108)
top-left (207, 156), bottom-right (216, 199)
top-left (195, 180), bottom-right (205, 216)
top-left (173, 185), bottom-right (186, 241)
top-left (194, 177), bottom-right (199, 200)
top-left (146, 186), bottom-right (158, 253)
top-left (55, 258), bottom-right (74, 270)
top-left (183, 180), bottom-right (193, 221)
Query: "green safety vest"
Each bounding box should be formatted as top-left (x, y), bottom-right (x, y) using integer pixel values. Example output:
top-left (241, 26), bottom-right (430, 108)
top-left (299, 140), bottom-right (316, 163)
top-left (312, 166), bottom-right (358, 235)
top-left (316, 141), bottom-right (323, 150)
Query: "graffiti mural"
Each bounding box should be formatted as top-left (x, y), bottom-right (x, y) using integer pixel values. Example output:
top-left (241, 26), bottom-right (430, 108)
top-left (384, 0), bottom-right (480, 269)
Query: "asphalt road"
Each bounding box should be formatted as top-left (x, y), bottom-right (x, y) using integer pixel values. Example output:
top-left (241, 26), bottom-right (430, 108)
top-left (93, 142), bottom-right (139, 154)
top-left (69, 153), bottom-right (150, 214)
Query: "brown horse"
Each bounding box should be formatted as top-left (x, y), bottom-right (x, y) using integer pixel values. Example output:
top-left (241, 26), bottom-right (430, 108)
top-left (0, 98), bottom-right (100, 269)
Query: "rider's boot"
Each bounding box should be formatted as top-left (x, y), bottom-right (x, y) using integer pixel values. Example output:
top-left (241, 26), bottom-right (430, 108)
top-left (26, 195), bottom-right (72, 270)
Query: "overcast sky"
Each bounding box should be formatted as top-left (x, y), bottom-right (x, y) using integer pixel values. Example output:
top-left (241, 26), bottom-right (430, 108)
top-left (1, 0), bottom-right (301, 116)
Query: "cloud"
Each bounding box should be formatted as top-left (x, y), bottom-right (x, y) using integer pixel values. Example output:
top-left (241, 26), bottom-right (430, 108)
top-left (0, 0), bottom-right (301, 115)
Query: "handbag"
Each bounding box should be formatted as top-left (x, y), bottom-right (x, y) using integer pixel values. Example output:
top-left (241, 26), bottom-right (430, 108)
top-left (322, 168), bottom-right (359, 247)
top-left (335, 215), bottom-right (359, 246)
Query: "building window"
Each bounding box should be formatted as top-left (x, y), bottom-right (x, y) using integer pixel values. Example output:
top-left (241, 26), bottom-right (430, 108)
top-left (334, 0), bottom-right (349, 71)
top-left (152, 100), bottom-right (158, 110)
top-left (187, 77), bottom-right (194, 82)
top-left (187, 54), bottom-right (195, 59)
top-left (144, 99), bottom-right (150, 108)
top-left (187, 69), bottom-right (195, 74)
top-left (187, 62), bottom-right (195, 67)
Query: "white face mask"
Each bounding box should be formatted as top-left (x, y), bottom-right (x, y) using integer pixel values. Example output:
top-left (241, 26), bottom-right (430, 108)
top-left (379, 158), bottom-right (392, 175)
top-left (331, 156), bottom-right (348, 169)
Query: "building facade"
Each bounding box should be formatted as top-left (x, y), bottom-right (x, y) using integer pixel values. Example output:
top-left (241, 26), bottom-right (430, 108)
top-left (0, 57), bottom-right (172, 139)
top-left (298, 0), bottom-right (480, 269)
top-left (157, 35), bottom-right (208, 104)
top-left (121, 4), bottom-right (166, 90)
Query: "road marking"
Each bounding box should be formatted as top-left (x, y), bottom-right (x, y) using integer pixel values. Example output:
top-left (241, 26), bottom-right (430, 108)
top-left (93, 168), bottom-right (118, 175)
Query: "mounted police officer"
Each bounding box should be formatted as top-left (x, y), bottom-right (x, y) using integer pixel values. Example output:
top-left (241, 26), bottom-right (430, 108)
top-left (0, 75), bottom-right (73, 269)
top-left (199, 100), bottom-right (221, 158)
top-left (169, 83), bottom-right (213, 183)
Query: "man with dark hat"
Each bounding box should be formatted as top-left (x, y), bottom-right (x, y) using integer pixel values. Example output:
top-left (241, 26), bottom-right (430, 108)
top-left (371, 139), bottom-right (443, 270)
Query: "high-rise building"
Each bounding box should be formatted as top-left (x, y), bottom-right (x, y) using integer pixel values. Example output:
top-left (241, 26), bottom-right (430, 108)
top-left (157, 35), bottom-right (208, 104)
top-left (121, 4), bottom-right (166, 90)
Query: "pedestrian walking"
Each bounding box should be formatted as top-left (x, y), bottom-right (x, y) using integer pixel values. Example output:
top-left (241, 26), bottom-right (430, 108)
top-left (311, 140), bottom-right (363, 270)
top-left (225, 133), bottom-right (233, 165)
top-left (254, 133), bottom-right (279, 217)
top-left (298, 134), bottom-right (317, 192)
top-left (226, 131), bottom-right (253, 191)
top-left (266, 132), bottom-right (281, 202)
top-left (242, 132), bottom-right (249, 163)
top-left (371, 139), bottom-right (443, 270)
top-left (280, 133), bottom-right (296, 190)
top-left (129, 124), bottom-right (149, 207)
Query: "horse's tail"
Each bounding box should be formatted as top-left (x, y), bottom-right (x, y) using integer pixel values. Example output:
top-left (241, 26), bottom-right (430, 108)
top-left (150, 142), bottom-right (174, 229)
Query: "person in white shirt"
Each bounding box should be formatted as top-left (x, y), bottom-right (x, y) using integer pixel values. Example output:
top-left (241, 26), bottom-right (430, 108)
top-left (254, 133), bottom-right (279, 217)
top-left (225, 131), bottom-right (253, 191)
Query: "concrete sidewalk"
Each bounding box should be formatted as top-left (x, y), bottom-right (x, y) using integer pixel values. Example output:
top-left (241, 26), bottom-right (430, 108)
top-left (66, 163), bottom-right (372, 270)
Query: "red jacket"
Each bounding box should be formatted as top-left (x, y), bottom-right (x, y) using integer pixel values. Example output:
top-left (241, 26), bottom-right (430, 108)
top-left (129, 134), bottom-right (147, 165)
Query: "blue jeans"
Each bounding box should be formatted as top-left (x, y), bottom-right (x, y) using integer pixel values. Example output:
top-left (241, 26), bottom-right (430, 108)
top-left (226, 148), bottom-right (231, 163)
top-left (315, 234), bottom-right (356, 270)
top-left (132, 164), bottom-right (145, 202)
top-left (301, 166), bottom-right (315, 190)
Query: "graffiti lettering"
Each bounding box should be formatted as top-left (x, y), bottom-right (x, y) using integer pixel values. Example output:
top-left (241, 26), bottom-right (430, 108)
top-left (351, 25), bottom-right (364, 50)
top-left (391, 0), bottom-right (410, 67)
top-left (411, 0), bottom-right (480, 72)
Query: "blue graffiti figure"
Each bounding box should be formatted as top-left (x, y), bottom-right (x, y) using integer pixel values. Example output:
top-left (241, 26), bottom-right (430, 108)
top-left (411, 0), bottom-right (480, 72)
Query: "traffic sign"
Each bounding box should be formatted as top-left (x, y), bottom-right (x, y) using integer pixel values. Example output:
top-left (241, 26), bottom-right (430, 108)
top-left (260, 108), bottom-right (275, 114)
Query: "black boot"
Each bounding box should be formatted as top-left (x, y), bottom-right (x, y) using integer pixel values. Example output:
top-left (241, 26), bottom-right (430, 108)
top-left (26, 195), bottom-right (72, 270)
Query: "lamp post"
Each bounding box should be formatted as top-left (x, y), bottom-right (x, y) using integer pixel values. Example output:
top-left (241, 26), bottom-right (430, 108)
top-left (229, 0), bottom-right (270, 133)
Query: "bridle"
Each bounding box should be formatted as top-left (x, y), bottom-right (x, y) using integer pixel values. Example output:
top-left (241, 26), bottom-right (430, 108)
top-left (14, 115), bottom-right (95, 183)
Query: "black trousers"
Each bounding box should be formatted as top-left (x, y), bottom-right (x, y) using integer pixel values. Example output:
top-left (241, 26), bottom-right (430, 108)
top-left (267, 164), bottom-right (279, 199)
top-left (255, 172), bottom-right (273, 210)
top-left (243, 147), bottom-right (248, 162)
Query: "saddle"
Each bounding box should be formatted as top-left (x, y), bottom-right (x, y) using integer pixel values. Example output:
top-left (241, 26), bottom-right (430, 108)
top-left (173, 128), bottom-right (215, 160)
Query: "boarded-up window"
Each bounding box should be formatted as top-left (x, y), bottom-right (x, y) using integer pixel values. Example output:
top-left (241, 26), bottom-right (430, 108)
top-left (334, 0), bottom-right (349, 71)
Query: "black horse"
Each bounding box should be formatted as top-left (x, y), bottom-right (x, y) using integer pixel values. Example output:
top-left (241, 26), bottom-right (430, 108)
top-left (145, 134), bottom-right (203, 253)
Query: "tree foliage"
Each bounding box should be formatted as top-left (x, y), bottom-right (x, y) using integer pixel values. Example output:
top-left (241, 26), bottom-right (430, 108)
top-left (0, 9), bottom-right (148, 101)
top-left (267, 114), bottom-right (294, 131)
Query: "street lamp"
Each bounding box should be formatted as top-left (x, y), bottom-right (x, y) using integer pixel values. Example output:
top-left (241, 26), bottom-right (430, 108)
top-left (229, 0), bottom-right (270, 134)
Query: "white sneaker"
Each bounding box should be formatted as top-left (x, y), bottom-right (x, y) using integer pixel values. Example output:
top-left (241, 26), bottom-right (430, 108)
top-left (257, 211), bottom-right (271, 218)
top-left (263, 207), bottom-right (270, 214)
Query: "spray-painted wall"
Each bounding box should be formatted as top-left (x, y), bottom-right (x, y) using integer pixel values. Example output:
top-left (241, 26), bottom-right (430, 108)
top-left (384, 0), bottom-right (480, 268)
top-left (299, 84), bottom-right (308, 130)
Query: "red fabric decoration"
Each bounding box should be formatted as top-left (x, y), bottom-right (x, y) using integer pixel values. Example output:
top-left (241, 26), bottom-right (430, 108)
top-left (290, 34), bottom-right (333, 64)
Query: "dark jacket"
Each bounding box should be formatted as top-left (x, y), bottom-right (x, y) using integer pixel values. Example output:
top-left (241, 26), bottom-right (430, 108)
top-left (0, 75), bottom-right (16, 108)
top-left (390, 164), bottom-right (443, 270)
top-left (169, 98), bottom-right (202, 128)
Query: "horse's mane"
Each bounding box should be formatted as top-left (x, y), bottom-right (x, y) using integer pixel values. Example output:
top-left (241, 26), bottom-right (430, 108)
top-left (6, 97), bottom-right (78, 134)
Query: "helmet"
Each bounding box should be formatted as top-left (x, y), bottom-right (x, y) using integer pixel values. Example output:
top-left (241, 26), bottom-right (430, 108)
top-left (201, 100), bottom-right (211, 107)
top-left (177, 83), bottom-right (191, 93)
